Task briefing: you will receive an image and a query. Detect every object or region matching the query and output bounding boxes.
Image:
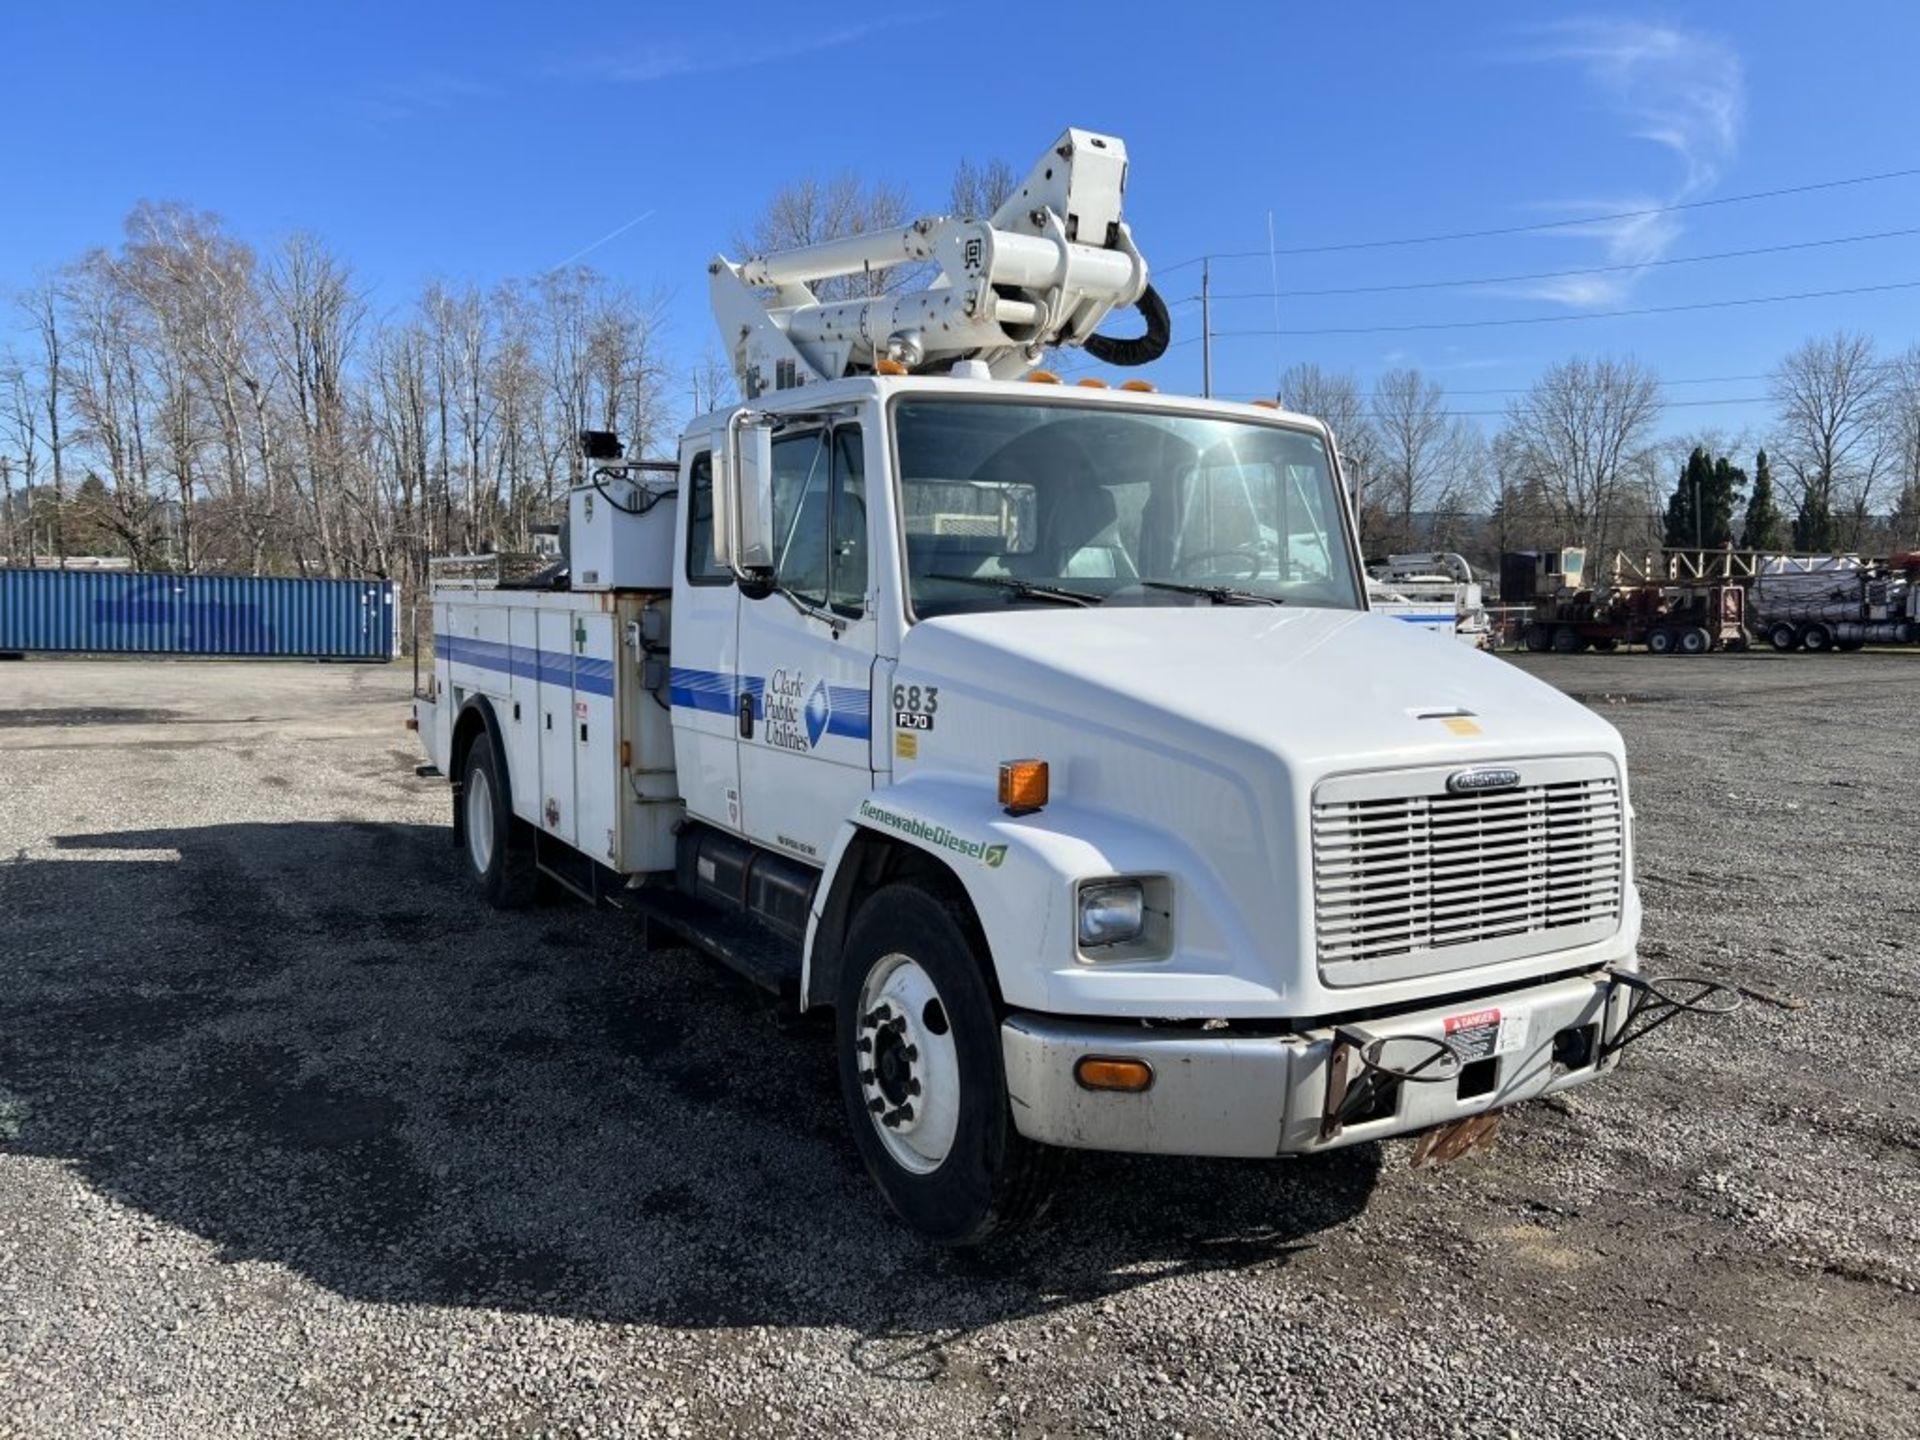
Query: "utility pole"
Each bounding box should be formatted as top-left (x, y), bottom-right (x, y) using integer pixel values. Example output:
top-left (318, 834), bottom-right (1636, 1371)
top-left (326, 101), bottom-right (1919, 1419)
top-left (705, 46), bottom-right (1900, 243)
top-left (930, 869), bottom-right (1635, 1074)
top-left (1200, 256), bottom-right (1213, 399)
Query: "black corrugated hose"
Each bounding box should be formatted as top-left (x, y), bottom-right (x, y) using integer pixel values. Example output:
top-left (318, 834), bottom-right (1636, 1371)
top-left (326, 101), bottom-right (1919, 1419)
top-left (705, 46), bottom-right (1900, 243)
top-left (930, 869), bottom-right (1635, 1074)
top-left (1083, 283), bottom-right (1171, 367)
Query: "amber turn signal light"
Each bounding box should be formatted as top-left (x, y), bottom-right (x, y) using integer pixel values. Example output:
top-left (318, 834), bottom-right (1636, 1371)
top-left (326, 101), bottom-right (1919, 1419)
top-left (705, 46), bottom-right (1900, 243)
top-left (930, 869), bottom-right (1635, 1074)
top-left (998, 758), bottom-right (1049, 815)
top-left (1075, 1057), bottom-right (1154, 1093)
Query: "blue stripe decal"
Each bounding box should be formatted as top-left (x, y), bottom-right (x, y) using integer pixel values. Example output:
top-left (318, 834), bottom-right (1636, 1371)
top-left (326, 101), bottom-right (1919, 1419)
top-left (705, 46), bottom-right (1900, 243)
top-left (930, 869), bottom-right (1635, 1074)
top-left (668, 666), bottom-right (872, 743)
top-left (438, 633), bottom-right (615, 697)
top-left (669, 665), bottom-right (739, 714)
top-left (1389, 613), bottom-right (1459, 624)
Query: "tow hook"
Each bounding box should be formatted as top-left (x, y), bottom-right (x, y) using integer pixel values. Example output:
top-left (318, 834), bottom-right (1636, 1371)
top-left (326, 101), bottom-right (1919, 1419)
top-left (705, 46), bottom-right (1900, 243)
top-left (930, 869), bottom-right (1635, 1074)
top-left (1599, 967), bottom-right (1742, 1060)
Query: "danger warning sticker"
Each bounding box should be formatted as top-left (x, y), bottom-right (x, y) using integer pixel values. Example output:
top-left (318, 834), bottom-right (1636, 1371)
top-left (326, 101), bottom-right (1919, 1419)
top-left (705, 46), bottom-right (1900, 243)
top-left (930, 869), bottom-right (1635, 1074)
top-left (1445, 1008), bottom-right (1502, 1063)
top-left (1444, 1007), bottom-right (1532, 1063)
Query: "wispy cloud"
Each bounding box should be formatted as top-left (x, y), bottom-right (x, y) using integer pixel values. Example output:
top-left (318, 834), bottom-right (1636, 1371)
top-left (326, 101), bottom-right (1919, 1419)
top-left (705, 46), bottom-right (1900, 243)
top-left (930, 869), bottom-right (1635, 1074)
top-left (1503, 18), bottom-right (1744, 306)
top-left (559, 16), bottom-right (933, 85)
top-left (343, 73), bottom-right (498, 127)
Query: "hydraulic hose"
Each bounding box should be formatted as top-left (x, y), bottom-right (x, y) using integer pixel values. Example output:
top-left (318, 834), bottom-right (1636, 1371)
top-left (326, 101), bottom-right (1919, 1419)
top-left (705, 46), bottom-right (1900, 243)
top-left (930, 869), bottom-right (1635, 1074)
top-left (1083, 283), bottom-right (1171, 367)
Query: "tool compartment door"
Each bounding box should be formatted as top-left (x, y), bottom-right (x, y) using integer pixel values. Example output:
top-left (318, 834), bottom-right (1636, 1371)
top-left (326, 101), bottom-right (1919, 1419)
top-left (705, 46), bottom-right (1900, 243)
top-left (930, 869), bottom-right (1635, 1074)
top-left (572, 611), bottom-right (618, 865)
top-left (536, 609), bottom-right (577, 846)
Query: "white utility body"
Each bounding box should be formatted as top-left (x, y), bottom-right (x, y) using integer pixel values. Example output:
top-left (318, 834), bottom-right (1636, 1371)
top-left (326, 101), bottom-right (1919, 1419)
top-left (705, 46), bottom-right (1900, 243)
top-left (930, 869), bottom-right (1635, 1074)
top-left (414, 129), bottom-right (1728, 1243)
top-left (1368, 551), bottom-right (1493, 647)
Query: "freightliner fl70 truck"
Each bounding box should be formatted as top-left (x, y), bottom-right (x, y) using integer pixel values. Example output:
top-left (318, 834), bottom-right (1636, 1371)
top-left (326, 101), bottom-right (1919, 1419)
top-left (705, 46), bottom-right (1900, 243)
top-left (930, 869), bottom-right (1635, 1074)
top-left (413, 130), bottom-right (1730, 1242)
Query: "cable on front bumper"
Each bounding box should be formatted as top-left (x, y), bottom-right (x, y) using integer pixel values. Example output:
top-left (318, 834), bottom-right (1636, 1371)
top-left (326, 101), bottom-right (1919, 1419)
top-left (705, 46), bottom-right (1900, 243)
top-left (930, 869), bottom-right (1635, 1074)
top-left (1598, 968), bottom-right (1742, 1059)
top-left (1320, 1026), bottom-right (1464, 1141)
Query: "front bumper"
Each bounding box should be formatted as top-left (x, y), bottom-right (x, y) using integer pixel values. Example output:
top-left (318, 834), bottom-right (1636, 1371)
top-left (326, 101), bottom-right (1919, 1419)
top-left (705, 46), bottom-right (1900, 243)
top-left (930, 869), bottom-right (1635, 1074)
top-left (1000, 967), bottom-right (1636, 1157)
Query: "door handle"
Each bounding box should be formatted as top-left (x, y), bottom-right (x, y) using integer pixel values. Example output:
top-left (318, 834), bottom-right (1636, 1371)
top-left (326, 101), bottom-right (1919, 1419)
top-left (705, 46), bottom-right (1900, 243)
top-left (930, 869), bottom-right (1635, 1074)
top-left (738, 693), bottom-right (754, 739)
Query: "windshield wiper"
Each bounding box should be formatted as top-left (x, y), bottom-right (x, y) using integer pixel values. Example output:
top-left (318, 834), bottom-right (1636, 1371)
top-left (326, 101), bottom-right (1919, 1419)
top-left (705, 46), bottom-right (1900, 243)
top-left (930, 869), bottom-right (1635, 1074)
top-left (926, 573), bottom-right (1103, 607)
top-left (1139, 579), bottom-right (1286, 606)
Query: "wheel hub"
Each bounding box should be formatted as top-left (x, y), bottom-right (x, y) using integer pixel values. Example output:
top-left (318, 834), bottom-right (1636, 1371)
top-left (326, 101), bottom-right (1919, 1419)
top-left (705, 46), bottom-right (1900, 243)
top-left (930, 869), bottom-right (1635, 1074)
top-left (854, 954), bottom-right (961, 1174)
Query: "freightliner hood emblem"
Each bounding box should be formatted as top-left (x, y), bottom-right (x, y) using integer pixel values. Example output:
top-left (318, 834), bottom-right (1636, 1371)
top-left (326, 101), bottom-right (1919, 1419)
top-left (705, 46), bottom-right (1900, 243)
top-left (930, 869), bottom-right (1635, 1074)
top-left (1446, 767), bottom-right (1522, 794)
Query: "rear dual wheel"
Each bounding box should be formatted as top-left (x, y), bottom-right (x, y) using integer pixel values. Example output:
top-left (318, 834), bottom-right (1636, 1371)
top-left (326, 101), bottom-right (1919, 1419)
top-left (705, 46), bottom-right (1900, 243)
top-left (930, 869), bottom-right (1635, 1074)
top-left (462, 734), bottom-right (537, 908)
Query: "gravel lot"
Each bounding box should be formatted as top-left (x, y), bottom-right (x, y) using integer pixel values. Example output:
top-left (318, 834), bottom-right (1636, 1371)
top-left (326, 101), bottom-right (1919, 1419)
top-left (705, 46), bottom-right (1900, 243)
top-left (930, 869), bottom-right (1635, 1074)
top-left (2, 652), bottom-right (1917, 1439)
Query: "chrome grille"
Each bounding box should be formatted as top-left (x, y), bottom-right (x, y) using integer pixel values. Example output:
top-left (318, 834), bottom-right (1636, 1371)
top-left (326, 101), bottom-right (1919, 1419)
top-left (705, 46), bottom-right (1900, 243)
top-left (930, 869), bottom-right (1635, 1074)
top-left (1312, 767), bottom-right (1624, 979)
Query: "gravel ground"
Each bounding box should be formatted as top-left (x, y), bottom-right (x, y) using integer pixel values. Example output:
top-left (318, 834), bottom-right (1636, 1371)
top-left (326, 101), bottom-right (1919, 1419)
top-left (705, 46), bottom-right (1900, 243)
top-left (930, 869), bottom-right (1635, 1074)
top-left (1, 652), bottom-right (1916, 1439)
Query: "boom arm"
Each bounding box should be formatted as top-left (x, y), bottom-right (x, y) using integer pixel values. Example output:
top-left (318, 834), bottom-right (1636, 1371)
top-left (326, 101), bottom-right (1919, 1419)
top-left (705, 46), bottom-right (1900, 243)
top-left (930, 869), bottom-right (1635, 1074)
top-left (710, 128), bottom-right (1164, 397)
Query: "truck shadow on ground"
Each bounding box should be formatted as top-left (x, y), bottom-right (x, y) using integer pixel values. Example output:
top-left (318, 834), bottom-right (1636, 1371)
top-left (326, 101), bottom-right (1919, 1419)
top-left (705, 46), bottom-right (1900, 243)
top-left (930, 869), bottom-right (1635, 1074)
top-left (2, 819), bottom-right (1379, 1343)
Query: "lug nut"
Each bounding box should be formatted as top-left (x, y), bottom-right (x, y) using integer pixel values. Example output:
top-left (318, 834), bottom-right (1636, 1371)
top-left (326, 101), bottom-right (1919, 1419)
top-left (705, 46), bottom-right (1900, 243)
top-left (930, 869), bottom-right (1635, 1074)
top-left (903, 1045), bottom-right (918, 1062)
top-left (868, 1098), bottom-right (886, 1114)
top-left (859, 1069), bottom-right (876, 1084)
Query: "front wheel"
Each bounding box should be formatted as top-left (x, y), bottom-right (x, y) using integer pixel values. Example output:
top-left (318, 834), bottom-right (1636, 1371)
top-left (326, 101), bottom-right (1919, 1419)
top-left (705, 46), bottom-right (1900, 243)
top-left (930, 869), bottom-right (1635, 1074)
top-left (835, 882), bottom-right (1062, 1244)
top-left (1768, 623), bottom-right (1799, 652)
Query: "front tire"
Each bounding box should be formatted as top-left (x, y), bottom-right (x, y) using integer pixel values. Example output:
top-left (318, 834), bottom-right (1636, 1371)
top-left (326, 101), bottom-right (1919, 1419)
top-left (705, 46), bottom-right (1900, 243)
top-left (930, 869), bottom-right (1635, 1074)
top-left (835, 881), bottom-right (1061, 1244)
top-left (1768, 622), bottom-right (1799, 652)
top-left (461, 733), bottom-right (537, 908)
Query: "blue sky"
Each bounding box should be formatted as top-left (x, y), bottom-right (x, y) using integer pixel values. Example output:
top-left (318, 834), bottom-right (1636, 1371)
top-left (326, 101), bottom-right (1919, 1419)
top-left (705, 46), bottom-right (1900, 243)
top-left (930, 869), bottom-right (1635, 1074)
top-left (3, 2), bottom-right (1917, 445)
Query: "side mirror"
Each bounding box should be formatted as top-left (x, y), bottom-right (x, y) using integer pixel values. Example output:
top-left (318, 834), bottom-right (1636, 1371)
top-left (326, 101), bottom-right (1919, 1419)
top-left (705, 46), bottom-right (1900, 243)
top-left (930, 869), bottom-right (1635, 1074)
top-left (727, 416), bottom-right (776, 576)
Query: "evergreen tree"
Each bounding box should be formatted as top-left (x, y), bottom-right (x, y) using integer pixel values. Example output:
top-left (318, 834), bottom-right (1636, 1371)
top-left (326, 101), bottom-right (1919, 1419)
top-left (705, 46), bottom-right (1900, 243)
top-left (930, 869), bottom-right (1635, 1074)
top-left (1742, 449), bottom-right (1784, 551)
top-left (1664, 447), bottom-right (1709, 547)
top-left (1664, 447), bottom-right (1742, 548)
top-left (1793, 490), bottom-right (1834, 552)
top-left (1705, 455), bottom-right (1745, 548)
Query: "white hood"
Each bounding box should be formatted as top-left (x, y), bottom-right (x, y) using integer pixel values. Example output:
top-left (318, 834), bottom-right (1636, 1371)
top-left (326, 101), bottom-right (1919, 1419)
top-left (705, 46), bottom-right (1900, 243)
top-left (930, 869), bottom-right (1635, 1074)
top-left (899, 604), bottom-right (1621, 774)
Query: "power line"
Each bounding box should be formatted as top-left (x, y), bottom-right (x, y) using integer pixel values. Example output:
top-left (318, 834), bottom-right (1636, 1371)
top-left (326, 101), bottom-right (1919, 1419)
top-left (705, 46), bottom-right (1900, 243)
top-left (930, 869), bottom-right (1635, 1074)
top-left (1211, 279), bottom-right (1920, 338)
top-left (1342, 362), bottom-right (1914, 399)
top-left (1220, 394), bottom-right (1773, 417)
top-left (1191, 166), bottom-right (1920, 260)
top-left (1194, 228), bottom-right (1920, 301)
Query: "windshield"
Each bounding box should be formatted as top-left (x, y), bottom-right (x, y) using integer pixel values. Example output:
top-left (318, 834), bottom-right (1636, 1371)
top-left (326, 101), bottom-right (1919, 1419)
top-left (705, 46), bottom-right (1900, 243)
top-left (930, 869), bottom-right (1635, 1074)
top-left (894, 399), bottom-right (1362, 619)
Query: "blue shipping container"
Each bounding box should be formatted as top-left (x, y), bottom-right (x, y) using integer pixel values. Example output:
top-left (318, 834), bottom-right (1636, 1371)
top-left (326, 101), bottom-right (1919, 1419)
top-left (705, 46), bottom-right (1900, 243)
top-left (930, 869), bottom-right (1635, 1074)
top-left (0, 569), bottom-right (397, 660)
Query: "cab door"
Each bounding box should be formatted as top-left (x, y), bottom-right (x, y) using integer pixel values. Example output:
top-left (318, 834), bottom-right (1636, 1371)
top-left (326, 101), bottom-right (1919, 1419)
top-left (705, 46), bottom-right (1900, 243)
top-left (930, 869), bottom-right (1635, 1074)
top-left (668, 438), bottom-right (745, 833)
top-left (733, 421), bottom-right (877, 864)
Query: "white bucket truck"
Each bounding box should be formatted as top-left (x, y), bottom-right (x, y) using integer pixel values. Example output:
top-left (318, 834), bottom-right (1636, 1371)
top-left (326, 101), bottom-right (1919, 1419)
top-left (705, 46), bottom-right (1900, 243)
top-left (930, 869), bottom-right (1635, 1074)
top-left (414, 130), bottom-right (1730, 1242)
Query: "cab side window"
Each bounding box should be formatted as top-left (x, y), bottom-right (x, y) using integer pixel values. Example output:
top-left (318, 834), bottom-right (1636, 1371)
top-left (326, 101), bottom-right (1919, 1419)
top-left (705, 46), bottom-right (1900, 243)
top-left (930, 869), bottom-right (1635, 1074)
top-left (770, 426), bottom-right (866, 618)
top-left (685, 452), bottom-right (729, 584)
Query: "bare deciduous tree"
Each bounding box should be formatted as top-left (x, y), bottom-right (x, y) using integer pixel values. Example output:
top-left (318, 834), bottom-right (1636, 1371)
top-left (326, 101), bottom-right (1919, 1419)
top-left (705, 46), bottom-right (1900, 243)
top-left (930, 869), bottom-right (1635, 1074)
top-left (1769, 331), bottom-right (1888, 551)
top-left (1503, 356), bottom-right (1662, 553)
top-left (1370, 369), bottom-right (1479, 553)
top-left (949, 157), bottom-right (1017, 219)
top-left (1882, 343), bottom-right (1920, 550)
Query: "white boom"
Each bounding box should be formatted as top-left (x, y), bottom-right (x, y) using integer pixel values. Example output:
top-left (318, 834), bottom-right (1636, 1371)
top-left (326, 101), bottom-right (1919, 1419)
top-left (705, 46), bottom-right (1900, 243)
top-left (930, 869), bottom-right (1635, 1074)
top-left (709, 128), bottom-right (1164, 396)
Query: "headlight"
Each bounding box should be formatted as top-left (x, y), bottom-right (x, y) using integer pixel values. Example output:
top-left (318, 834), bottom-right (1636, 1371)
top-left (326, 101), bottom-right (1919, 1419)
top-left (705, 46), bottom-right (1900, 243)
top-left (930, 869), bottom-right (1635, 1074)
top-left (1078, 881), bottom-right (1146, 947)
